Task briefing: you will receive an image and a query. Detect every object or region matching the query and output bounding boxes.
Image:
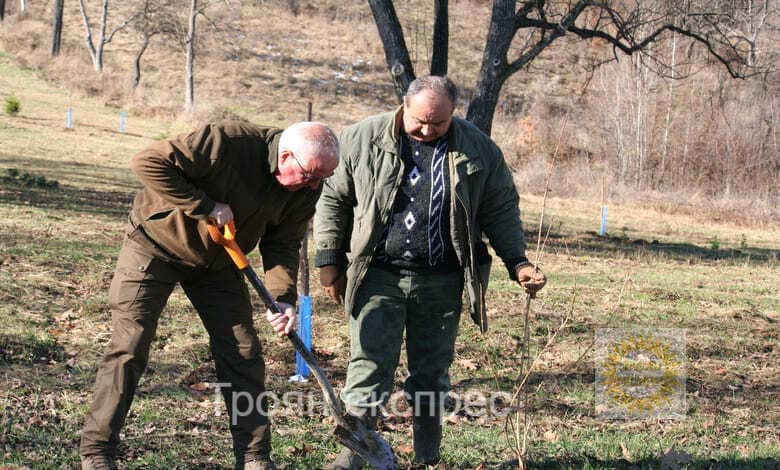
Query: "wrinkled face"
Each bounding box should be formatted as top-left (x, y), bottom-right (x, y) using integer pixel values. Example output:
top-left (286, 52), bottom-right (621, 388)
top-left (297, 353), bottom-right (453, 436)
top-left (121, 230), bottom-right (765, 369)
top-left (402, 89), bottom-right (454, 142)
top-left (275, 150), bottom-right (336, 191)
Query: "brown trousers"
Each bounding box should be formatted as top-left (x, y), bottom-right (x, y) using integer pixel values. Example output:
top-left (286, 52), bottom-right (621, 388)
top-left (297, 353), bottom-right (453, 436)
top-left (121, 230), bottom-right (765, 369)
top-left (80, 233), bottom-right (270, 465)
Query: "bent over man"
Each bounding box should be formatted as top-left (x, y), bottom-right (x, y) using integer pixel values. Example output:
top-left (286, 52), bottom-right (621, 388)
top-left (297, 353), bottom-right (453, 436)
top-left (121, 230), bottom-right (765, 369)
top-left (314, 76), bottom-right (546, 468)
top-left (80, 120), bottom-right (339, 470)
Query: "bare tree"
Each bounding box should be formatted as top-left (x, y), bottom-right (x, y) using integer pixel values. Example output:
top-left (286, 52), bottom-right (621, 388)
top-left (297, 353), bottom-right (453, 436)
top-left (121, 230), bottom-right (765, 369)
top-left (77, 0), bottom-right (138, 72)
top-left (0, 0), bottom-right (5, 21)
top-left (130, 0), bottom-right (177, 89)
top-left (368, 0), bottom-right (774, 135)
top-left (659, 31), bottom-right (678, 186)
top-left (180, 0), bottom-right (236, 110)
top-left (185, 0), bottom-right (197, 110)
top-left (51, 0), bottom-right (65, 56)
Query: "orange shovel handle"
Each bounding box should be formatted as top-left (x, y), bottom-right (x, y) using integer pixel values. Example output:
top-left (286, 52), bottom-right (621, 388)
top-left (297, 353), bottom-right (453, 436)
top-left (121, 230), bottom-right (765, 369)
top-left (206, 221), bottom-right (249, 269)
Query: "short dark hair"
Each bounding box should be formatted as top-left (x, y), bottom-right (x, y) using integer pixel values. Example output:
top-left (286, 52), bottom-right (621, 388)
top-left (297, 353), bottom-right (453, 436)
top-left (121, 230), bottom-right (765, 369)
top-left (405, 75), bottom-right (458, 106)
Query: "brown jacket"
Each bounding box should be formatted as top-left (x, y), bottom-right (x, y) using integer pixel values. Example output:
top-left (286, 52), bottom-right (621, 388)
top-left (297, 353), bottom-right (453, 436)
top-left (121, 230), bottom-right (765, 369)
top-left (129, 121), bottom-right (319, 304)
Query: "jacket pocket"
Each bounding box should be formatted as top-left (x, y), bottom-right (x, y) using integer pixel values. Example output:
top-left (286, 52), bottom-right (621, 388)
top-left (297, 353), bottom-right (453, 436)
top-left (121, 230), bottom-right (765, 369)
top-left (146, 209), bottom-right (174, 221)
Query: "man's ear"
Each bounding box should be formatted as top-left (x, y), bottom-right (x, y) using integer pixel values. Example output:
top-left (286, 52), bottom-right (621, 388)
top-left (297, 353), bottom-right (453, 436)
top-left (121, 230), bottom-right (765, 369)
top-left (279, 149), bottom-right (292, 163)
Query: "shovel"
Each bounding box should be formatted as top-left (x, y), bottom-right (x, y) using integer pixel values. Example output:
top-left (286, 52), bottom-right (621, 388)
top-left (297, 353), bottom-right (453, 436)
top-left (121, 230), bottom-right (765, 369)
top-left (207, 222), bottom-right (396, 470)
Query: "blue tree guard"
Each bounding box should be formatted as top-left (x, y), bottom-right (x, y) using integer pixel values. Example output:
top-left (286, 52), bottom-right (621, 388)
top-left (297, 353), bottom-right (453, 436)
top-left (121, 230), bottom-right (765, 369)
top-left (119, 111), bottom-right (126, 133)
top-left (599, 205), bottom-right (608, 236)
top-left (289, 295), bottom-right (311, 382)
top-left (66, 107), bottom-right (72, 129)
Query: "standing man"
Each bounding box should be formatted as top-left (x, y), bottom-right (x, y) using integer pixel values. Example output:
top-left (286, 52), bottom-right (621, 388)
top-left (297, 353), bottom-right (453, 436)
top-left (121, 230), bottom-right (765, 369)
top-left (80, 120), bottom-right (339, 470)
top-left (314, 76), bottom-right (546, 468)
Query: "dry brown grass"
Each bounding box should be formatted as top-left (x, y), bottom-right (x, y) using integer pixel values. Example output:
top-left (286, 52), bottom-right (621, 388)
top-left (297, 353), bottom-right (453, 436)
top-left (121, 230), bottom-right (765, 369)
top-left (1, 0), bottom-right (777, 227)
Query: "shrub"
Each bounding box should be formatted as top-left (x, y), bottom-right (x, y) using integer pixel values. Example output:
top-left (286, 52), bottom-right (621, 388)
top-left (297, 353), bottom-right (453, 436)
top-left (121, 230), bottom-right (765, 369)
top-left (709, 235), bottom-right (720, 252)
top-left (3, 168), bottom-right (59, 188)
top-left (4, 94), bottom-right (21, 115)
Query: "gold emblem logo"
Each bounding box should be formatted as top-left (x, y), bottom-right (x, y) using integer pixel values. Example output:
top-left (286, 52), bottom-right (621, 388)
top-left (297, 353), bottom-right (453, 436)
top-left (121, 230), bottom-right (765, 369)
top-left (596, 329), bottom-right (686, 419)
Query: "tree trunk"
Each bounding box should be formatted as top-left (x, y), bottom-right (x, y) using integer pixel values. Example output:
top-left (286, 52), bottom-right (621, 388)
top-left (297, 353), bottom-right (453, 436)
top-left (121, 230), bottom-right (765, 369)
top-left (185, 0), bottom-right (197, 110)
top-left (367, 0), bottom-right (415, 102)
top-left (51, 0), bottom-right (64, 56)
top-left (95, 0), bottom-right (109, 72)
top-left (466, 0), bottom-right (515, 134)
top-left (133, 35), bottom-right (150, 89)
top-left (0, 0), bottom-right (5, 21)
top-left (430, 0), bottom-right (448, 76)
top-left (78, 0), bottom-right (100, 71)
top-left (19, 0), bottom-right (24, 12)
top-left (660, 32), bottom-right (677, 187)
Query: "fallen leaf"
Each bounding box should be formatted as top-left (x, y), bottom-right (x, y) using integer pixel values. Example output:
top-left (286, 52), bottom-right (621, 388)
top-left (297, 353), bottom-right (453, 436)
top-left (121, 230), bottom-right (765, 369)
top-left (395, 444), bottom-right (414, 455)
top-left (443, 414), bottom-right (464, 424)
top-left (189, 382), bottom-right (209, 392)
top-left (27, 416), bottom-right (44, 427)
top-left (456, 358), bottom-right (479, 370)
top-left (543, 430), bottom-right (559, 443)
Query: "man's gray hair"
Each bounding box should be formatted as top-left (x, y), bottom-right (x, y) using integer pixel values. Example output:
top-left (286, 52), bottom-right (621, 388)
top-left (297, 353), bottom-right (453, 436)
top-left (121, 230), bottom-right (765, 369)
top-left (279, 121), bottom-right (339, 161)
top-left (405, 75), bottom-right (458, 106)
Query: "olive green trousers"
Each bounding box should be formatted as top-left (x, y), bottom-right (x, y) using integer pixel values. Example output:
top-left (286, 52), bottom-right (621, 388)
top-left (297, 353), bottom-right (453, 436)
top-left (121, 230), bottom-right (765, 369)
top-left (80, 236), bottom-right (270, 465)
top-left (341, 266), bottom-right (463, 412)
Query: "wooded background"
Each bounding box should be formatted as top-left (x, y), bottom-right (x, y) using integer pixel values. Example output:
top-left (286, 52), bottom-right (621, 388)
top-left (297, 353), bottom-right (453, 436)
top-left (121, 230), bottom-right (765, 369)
top-left (0, 0), bottom-right (777, 222)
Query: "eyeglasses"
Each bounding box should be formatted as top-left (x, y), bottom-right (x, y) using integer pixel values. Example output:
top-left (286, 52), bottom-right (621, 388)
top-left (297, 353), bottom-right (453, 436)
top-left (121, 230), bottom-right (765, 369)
top-left (291, 154), bottom-right (315, 183)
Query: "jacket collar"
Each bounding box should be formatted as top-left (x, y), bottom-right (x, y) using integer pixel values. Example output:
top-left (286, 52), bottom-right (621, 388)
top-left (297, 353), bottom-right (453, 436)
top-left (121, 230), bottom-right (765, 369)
top-left (371, 106), bottom-right (404, 154)
top-left (267, 129), bottom-right (283, 173)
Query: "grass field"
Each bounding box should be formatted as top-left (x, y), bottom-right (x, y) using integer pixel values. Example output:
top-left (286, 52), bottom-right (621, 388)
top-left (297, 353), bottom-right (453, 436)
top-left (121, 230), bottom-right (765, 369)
top-left (1, 54), bottom-right (779, 469)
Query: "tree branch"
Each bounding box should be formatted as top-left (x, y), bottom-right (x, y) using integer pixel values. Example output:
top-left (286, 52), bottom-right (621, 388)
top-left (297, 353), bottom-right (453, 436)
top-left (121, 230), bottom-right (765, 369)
top-left (106, 12), bottom-right (140, 44)
top-left (508, 0), bottom-right (588, 77)
top-left (514, 6), bottom-right (759, 79)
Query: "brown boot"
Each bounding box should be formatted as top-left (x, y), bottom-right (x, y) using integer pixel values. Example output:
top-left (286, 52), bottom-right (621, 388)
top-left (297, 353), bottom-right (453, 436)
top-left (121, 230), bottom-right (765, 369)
top-left (243, 455), bottom-right (277, 470)
top-left (81, 455), bottom-right (117, 470)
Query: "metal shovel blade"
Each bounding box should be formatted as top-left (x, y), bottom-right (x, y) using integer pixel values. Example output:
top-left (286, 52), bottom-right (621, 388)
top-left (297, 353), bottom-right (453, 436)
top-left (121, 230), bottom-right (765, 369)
top-left (333, 413), bottom-right (396, 470)
top-left (286, 328), bottom-right (397, 469)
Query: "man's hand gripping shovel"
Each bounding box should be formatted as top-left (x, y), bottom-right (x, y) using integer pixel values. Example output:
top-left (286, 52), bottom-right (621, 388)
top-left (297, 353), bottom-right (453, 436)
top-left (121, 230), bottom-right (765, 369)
top-left (207, 222), bottom-right (397, 470)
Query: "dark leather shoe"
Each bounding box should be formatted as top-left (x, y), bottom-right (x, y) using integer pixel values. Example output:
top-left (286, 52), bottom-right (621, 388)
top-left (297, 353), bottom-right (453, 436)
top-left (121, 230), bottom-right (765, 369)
top-left (325, 447), bottom-right (365, 470)
top-left (412, 412), bottom-right (442, 465)
top-left (81, 455), bottom-right (117, 470)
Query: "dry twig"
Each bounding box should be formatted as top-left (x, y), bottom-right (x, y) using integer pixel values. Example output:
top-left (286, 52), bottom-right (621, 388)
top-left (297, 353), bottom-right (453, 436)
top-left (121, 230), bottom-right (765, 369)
top-left (505, 111), bottom-right (571, 469)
